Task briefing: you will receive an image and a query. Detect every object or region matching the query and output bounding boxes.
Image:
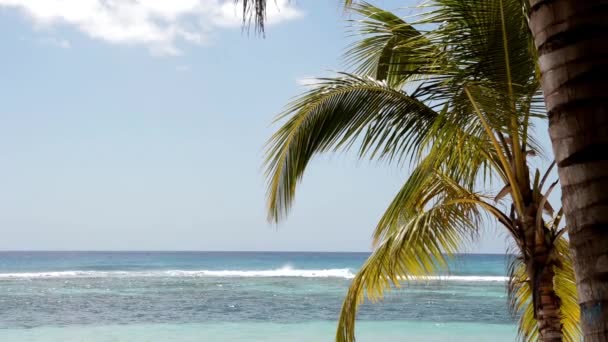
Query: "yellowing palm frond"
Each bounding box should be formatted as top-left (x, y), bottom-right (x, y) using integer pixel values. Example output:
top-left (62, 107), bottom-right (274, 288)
top-left (336, 171), bottom-right (483, 341)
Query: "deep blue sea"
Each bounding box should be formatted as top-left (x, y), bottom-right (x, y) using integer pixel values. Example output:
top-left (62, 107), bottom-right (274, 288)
top-left (0, 252), bottom-right (518, 341)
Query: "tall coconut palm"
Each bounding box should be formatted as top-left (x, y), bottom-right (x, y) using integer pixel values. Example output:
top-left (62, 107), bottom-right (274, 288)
top-left (525, 1), bottom-right (608, 340)
top-left (264, 1), bottom-right (579, 341)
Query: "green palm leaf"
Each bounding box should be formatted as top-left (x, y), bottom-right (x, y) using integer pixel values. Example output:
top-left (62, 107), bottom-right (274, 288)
top-left (336, 170), bottom-right (484, 341)
top-left (264, 74), bottom-right (438, 222)
top-left (345, 2), bottom-right (441, 88)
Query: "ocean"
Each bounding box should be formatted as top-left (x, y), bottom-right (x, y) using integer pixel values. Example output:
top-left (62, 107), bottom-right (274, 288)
top-left (0, 252), bottom-right (518, 341)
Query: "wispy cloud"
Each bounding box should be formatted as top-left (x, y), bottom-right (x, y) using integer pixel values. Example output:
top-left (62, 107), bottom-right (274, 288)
top-left (0, 0), bottom-right (302, 56)
top-left (296, 76), bottom-right (322, 87)
top-left (175, 65), bottom-right (191, 72)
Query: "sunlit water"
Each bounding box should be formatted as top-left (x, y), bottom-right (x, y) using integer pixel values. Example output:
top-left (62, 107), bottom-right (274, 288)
top-left (0, 252), bottom-right (517, 341)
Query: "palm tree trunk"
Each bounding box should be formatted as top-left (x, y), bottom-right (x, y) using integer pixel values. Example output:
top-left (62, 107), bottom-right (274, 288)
top-left (527, 1), bottom-right (608, 340)
top-left (523, 209), bottom-right (564, 341)
top-left (535, 249), bottom-right (563, 341)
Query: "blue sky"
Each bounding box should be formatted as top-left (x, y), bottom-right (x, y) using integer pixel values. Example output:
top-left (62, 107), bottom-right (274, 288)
top-left (0, 0), bottom-right (545, 253)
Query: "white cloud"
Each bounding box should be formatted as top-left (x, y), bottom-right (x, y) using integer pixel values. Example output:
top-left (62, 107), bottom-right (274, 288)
top-left (0, 0), bottom-right (302, 56)
top-left (296, 76), bottom-right (322, 87)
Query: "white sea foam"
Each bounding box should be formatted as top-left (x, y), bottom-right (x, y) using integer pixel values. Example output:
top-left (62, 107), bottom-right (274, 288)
top-left (0, 269), bottom-right (508, 282)
top-left (410, 275), bottom-right (508, 282)
top-left (0, 267), bottom-right (356, 280)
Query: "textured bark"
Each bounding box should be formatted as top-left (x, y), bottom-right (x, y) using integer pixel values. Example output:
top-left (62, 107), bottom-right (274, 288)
top-left (534, 244), bottom-right (564, 341)
top-left (528, 0), bottom-right (608, 340)
top-left (522, 206), bottom-right (564, 341)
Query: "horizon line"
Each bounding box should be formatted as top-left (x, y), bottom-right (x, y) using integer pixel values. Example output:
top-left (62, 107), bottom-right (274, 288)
top-left (0, 249), bottom-right (511, 255)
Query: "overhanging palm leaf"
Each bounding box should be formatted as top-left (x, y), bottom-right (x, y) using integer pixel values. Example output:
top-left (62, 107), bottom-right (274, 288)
top-left (345, 2), bottom-right (442, 88)
top-left (336, 169), bottom-right (484, 342)
top-left (265, 74), bottom-right (438, 222)
top-left (240, 0), bottom-right (267, 34)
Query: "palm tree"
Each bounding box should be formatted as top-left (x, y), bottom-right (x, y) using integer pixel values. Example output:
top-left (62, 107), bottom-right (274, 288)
top-left (525, 1), bottom-right (608, 340)
top-left (264, 1), bottom-right (579, 341)
top-left (240, 0), bottom-right (269, 34)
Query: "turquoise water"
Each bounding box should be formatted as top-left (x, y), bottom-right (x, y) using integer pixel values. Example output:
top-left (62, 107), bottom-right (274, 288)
top-left (0, 252), bottom-right (517, 341)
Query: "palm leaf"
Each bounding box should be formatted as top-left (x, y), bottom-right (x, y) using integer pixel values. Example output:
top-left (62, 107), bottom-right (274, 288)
top-left (265, 74), bottom-right (438, 222)
top-left (336, 171), bottom-right (483, 341)
top-left (240, 0), bottom-right (267, 34)
top-left (345, 2), bottom-right (442, 88)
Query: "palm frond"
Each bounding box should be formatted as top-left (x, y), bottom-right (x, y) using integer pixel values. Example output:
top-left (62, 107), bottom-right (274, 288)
top-left (336, 173), bottom-right (483, 341)
top-left (507, 254), bottom-right (538, 341)
top-left (372, 164), bottom-right (494, 245)
top-left (264, 74), bottom-right (438, 222)
top-left (345, 2), bottom-right (442, 88)
top-left (420, 0), bottom-right (538, 96)
top-left (239, 0), bottom-right (267, 34)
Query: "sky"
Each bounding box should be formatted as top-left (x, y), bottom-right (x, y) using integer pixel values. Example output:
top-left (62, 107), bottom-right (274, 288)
top-left (0, 0), bottom-right (553, 253)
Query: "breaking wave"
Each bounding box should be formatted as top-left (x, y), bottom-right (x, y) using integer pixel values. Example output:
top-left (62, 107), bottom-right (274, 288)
top-left (0, 266), bottom-right (507, 282)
